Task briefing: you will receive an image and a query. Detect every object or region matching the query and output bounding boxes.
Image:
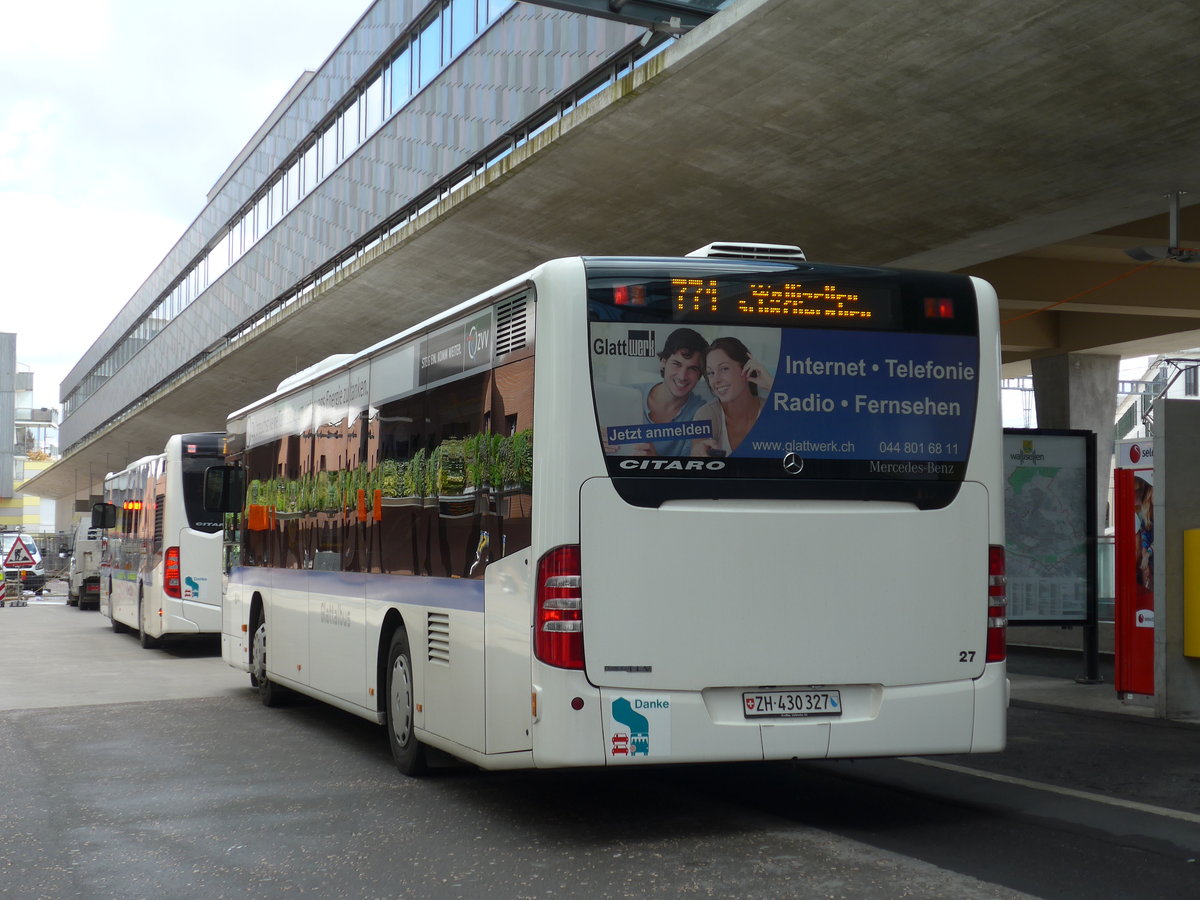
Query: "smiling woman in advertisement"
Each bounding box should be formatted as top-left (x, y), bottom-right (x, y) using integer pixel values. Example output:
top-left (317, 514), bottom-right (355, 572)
top-left (690, 336), bottom-right (774, 457)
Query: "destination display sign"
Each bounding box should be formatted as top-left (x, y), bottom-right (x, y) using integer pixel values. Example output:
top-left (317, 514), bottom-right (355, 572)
top-left (670, 276), bottom-right (900, 328)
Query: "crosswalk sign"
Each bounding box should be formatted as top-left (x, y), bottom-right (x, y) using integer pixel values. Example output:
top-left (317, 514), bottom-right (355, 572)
top-left (3, 537), bottom-right (35, 568)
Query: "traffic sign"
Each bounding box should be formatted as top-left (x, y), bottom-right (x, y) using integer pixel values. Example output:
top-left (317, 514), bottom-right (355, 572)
top-left (3, 537), bottom-right (35, 568)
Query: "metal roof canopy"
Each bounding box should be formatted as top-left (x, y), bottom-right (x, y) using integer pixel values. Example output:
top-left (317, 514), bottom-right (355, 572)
top-left (520, 0), bottom-right (720, 32)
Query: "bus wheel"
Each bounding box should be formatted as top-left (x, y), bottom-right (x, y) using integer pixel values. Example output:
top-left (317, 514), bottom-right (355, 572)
top-left (111, 611), bottom-right (125, 634)
top-left (138, 599), bottom-right (159, 649)
top-left (252, 619), bottom-right (284, 707)
top-left (386, 629), bottom-right (427, 776)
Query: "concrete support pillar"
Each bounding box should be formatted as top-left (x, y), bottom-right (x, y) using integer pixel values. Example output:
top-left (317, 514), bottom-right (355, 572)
top-left (1030, 353), bottom-right (1120, 529)
top-left (1153, 399), bottom-right (1200, 719)
top-left (1019, 353), bottom-right (1120, 663)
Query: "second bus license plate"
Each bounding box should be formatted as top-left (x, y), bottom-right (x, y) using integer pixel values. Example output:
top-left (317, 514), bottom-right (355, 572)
top-left (743, 689), bottom-right (842, 718)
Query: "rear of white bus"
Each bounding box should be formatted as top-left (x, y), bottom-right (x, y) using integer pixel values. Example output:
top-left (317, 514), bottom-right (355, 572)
top-left (150, 433), bottom-right (226, 638)
top-left (529, 254), bottom-right (1005, 768)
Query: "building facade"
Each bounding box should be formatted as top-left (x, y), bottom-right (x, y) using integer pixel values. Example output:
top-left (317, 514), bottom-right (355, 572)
top-left (58, 0), bottom-right (649, 458)
top-left (1, 333), bottom-right (59, 533)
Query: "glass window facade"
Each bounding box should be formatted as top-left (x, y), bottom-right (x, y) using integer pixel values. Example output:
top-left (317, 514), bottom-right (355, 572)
top-left (65, 1), bottom-right (518, 419)
top-left (61, 0), bottom-right (674, 448)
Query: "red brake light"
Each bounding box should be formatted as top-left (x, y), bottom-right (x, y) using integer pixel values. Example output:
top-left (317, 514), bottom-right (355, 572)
top-left (924, 297), bottom-right (955, 319)
top-left (987, 544), bottom-right (1007, 662)
top-left (164, 546), bottom-right (182, 599)
top-left (535, 545), bottom-right (584, 669)
top-left (613, 284), bottom-right (646, 307)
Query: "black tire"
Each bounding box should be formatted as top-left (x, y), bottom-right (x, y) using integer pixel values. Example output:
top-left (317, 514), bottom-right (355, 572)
top-left (111, 613), bottom-right (125, 634)
top-left (252, 619), bottom-right (285, 707)
top-left (138, 598), bottom-right (159, 649)
top-left (386, 629), bottom-right (427, 776)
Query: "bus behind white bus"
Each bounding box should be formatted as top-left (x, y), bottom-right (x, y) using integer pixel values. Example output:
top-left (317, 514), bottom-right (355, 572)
top-left (95, 433), bottom-right (227, 647)
top-left (215, 245), bottom-right (1006, 774)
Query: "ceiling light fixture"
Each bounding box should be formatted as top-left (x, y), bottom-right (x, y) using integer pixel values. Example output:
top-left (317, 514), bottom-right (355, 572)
top-left (1125, 191), bottom-right (1200, 263)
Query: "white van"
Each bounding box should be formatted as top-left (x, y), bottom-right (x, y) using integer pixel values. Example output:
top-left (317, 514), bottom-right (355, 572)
top-left (68, 523), bottom-right (104, 609)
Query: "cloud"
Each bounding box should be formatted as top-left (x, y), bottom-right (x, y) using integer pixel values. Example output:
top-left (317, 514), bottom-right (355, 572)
top-left (0, 0), bottom-right (367, 408)
top-left (1, 191), bottom-right (183, 405)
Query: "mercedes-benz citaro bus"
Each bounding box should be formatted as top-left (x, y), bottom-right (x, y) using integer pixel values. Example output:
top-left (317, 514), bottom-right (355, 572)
top-left (209, 242), bottom-right (1007, 776)
top-left (94, 433), bottom-right (227, 648)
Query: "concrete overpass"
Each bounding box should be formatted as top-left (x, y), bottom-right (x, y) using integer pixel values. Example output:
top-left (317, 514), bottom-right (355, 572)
top-left (25, 0), bottom-right (1200, 502)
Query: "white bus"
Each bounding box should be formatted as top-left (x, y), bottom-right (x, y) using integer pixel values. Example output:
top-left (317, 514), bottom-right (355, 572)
top-left (95, 433), bottom-right (227, 648)
top-left (215, 243), bottom-right (1007, 775)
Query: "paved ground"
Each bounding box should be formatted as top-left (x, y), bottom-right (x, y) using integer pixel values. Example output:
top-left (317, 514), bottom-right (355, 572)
top-left (3, 579), bottom-right (1200, 899)
top-left (0, 579), bottom-right (246, 711)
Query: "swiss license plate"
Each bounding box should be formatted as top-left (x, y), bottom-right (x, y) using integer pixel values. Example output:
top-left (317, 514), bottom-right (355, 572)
top-left (743, 689), bottom-right (842, 718)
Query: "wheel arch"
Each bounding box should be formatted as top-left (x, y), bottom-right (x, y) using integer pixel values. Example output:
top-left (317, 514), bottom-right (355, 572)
top-left (377, 608), bottom-right (411, 716)
top-left (249, 591), bottom-right (265, 634)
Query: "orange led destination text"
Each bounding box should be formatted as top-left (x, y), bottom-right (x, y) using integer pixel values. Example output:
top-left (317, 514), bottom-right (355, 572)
top-left (742, 283), bottom-right (872, 318)
top-left (671, 279), bottom-right (872, 319)
top-left (671, 278), bottom-right (719, 313)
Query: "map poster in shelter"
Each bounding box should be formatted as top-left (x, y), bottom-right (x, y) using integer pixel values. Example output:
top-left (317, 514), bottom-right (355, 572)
top-left (1003, 429), bottom-right (1095, 622)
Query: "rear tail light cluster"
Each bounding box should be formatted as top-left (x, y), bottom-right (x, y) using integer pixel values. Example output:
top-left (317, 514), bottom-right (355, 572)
top-left (164, 546), bottom-right (182, 599)
top-left (535, 545), bottom-right (584, 669)
top-left (987, 544), bottom-right (1007, 662)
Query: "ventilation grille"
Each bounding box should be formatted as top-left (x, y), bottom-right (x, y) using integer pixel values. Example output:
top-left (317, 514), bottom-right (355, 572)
top-left (154, 494), bottom-right (165, 542)
top-left (494, 293), bottom-right (529, 356)
top-left (685, 242), bottom-right (806, 262)
top-left (427, 611), bottom-right (450, 666)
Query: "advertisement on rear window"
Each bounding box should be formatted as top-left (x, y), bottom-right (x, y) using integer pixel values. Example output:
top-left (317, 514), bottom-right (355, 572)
top-left (590, 323), bottom-right (978, 476)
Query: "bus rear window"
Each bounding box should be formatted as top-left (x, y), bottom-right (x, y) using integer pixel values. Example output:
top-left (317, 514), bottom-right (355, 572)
top-left (179, 438), bottom-right (226, 533)
top-left (586, 261), bottom-right (981, 508)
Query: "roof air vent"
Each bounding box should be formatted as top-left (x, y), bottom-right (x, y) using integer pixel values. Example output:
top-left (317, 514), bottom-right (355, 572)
top-left (685, 242), bottom-right (806, 262)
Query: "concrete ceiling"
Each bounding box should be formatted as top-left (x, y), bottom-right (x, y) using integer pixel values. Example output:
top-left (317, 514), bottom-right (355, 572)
top-left (973, 205), bottom-right (1200, 369)
top-left (26, 0), bottom-right (1200, 502)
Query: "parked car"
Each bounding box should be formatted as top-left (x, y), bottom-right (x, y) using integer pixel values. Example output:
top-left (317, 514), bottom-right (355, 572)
top-left (1, 532), bottom-right (46, 595)
top-left (67, 523), bottom-right (104, 610)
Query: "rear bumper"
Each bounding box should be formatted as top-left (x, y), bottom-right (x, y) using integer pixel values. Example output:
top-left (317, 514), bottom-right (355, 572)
top-left (529, 665), bottom-right (1007, 768)
top-left (79, 579), bottom-right (102, 607)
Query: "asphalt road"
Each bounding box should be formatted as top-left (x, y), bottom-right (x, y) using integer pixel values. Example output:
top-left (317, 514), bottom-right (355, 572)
top-left (3, 584), bottom-right (1198, 899)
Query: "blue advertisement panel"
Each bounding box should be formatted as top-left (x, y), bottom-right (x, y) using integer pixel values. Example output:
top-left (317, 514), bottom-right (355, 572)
top-left (591, 322), bottom-right (978, 472)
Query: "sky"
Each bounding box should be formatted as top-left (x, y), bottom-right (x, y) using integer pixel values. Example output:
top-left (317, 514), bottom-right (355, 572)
top-left (0, 0), bottom-right (370, 410)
